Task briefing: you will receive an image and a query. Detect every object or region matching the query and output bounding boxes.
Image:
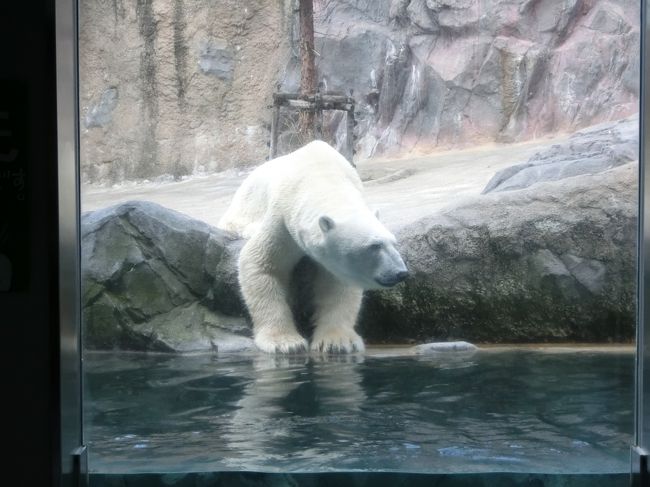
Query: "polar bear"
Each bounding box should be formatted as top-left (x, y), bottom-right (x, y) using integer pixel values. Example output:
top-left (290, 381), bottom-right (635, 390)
top-left (218, 140), bottom-right (408, 354)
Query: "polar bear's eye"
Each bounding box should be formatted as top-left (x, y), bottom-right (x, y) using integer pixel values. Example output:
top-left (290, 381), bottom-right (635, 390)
top-left (368, 243), bottom-right (383, 251)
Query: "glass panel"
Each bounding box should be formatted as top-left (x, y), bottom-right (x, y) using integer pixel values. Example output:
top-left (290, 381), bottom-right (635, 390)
top-left (78, 0), bottom-right (640, 485)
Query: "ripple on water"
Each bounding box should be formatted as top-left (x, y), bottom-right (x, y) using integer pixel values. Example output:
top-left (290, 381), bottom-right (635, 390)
top-left (84, 350), bottom-right (633, 474)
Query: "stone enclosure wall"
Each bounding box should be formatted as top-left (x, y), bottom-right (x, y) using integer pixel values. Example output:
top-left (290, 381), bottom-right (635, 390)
top-left (80, 0), bottom-right (293, 183)
top-left (80, 0), bottom-right (639, 184)
top-left (305, 0), bottom-right (640, 159)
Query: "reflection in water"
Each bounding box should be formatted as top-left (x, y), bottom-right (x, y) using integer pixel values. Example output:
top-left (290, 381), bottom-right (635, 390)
top-left (225, 353), bottom-right (366, 470)
top-left (84, 350), bottom-right (633, 475)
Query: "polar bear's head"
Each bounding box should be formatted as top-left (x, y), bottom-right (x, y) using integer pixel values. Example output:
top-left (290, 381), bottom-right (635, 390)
top-left (313, 212), bottom-right (409, 290)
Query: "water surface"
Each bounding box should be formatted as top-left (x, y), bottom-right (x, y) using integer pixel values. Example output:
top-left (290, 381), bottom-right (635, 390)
top-left (84, 348), bottom-right (632, 475)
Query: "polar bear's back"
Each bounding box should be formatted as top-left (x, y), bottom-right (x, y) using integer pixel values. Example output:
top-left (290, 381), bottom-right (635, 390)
top-left (217, 141), bottom-right (361, 238)
top-left (272, 140), bottom-right (359, 184)
top-left (217, 161), bottom-right (277, 237)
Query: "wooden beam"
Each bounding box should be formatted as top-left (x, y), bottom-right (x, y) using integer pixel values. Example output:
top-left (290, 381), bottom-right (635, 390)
top-left (276, 98), bottom-right (353, 111)
top-left (269, 91), bottom-right (356, 165)
top-left (314, 92), bottom-right (323, 139)
top-left (273, 92), bottom-right (354, 105)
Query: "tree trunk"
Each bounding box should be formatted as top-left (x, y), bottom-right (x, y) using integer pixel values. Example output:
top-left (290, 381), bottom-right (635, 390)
top-left (298, 0), bottom-right (316, 139)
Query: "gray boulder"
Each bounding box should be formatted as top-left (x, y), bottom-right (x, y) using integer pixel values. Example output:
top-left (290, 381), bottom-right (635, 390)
top-left (482, 116), bottom-right (639, 193)
top-left (359, 162), bottom-right (637, 344)
top-left (83, 161), bottom-right (636, 351)
top-left (82, 201), bottom-right (252, 353)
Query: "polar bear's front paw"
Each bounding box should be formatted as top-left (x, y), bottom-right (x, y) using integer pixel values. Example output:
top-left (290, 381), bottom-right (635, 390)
top-left (310, 327), bottom-right (365, 354)
top-left (254, 329), bottom-right (308, 354)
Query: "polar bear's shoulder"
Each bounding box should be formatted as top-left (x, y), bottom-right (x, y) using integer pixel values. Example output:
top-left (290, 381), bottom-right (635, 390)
top-left (217, 141), bottom-right (359, 237)
top-left (247, 140), bottom-right (359, 188)
top-left (295, 140), bottom-right (353, 168)
top-left (290, 140), bottom-right (361, 185)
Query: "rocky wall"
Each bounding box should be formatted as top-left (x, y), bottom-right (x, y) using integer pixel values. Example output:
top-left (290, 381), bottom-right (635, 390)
top-left (297, 0), bottom-right (640, 158)
top-left (80, 0), bottom-right (639, 183)
top-left (79, 0), bottom-right (293, 183)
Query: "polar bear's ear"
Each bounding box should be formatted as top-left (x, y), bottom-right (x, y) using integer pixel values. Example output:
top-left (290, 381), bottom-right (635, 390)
top-left (319, 215), bottom-right (335, 233)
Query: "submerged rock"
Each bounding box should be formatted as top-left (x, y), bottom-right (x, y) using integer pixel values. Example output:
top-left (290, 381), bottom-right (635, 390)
top-left (412, 341), bottom-right (478, 354)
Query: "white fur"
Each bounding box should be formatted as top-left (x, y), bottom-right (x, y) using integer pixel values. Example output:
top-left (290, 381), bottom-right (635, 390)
top-left (218, 141), bottom-right (407, 354)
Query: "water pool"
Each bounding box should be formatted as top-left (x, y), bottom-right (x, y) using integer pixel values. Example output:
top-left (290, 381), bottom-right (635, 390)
top-left (84, 347), bottom-right (633, 480)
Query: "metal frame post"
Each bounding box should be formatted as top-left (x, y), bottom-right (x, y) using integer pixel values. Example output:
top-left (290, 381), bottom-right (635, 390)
top-left (633, 0), bottom-right (650, 484)
top-left (55, 0), bottom-right (85, 485)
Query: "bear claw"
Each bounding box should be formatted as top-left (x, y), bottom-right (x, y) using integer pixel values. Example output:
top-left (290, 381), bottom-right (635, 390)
top-left (314, 343), bottom-right (360, 354)
top-left (274, 342), bottom-right (308, 354)
top-left (254, 332), bottom-right (308, 354)
top-left (310, 329), bottom-right (365, 354)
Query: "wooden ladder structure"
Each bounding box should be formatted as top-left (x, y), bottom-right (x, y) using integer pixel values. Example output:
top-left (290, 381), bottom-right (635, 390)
top-left (269, 91), bottom-right (356, 165)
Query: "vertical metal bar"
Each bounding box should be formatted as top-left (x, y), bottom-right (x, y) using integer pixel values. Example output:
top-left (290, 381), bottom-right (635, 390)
top-left (634, 0), bottom-right (650, 484)
top-left (55, 0), bottom-right (83, 485)
top-left (71, 446), bottom-right (89, 487)
top-left (639, 0), bottom-right (649, 450)
top-left (270, 103), bottom-right (280, 160)
top-left (631, 446), bottom-right (649, 486)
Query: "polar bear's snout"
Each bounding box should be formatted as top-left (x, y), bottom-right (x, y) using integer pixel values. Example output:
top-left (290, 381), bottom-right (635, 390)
top-left (373, 244), bottom-right (409, 288)
top-left (375, 269), bottom-right (409, 287)
top-left (374, 259), bottom-right (409, 287)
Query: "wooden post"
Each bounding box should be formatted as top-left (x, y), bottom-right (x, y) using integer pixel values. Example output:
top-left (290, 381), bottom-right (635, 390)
top-left (298, 0), bottom-right (316, 138)
top-left (314, 91), bottom-right (323, 140)
top-left (268, 91), bottom-right (355, 163)
top-left (270, 104), bottom-right (280, 160)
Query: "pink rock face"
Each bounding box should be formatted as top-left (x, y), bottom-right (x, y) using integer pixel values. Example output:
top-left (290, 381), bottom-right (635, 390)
top-left (80, 0), bottom-right (639, 182)
top-left (306, 0), bottom-right (640, 158)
